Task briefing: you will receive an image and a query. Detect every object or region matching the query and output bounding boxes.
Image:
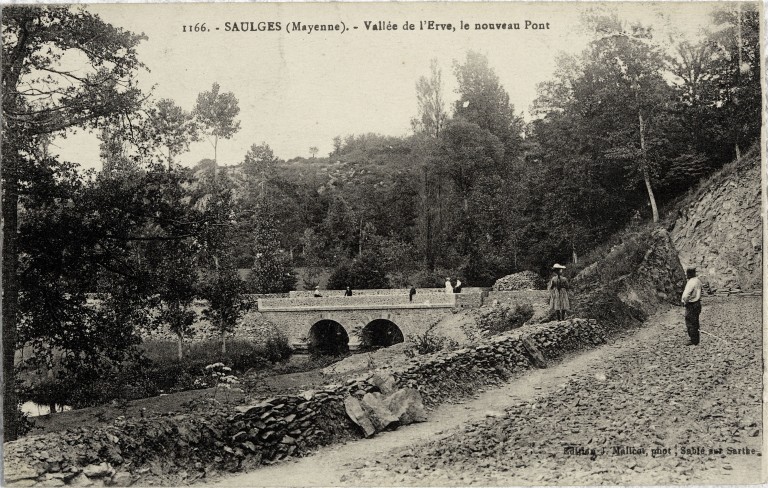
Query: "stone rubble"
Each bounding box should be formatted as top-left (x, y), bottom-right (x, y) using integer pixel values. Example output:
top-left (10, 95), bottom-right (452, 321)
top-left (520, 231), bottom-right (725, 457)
top-left (492, 271), bottom-right (546, 291)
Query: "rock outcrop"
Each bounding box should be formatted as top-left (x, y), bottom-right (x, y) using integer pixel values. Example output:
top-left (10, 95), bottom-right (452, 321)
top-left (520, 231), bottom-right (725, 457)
top-left (671, 157), bottom-right (761, 292)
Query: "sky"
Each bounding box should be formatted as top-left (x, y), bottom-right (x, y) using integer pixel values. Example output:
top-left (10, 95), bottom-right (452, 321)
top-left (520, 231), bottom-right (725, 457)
top-left (50, 2), bottom-right (723, 171)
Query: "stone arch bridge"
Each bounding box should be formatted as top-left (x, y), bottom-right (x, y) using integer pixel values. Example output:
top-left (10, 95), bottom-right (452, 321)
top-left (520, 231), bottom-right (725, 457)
top-left (258, 288), bottom-right (485, 353)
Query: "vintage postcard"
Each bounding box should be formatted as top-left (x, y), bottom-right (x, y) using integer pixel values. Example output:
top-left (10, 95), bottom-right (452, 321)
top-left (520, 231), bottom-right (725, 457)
top-left (1, 1), bottom-right (763, 487)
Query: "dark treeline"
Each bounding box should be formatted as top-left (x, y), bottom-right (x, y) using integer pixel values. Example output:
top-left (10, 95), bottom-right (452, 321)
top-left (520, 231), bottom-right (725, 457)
top-left (1, 5), bottom-right (759, 438)
top-left (218, 7), bottom-right (760, 286)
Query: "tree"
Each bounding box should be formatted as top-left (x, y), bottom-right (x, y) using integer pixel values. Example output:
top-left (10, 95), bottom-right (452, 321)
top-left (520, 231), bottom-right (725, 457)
top-left (143, 170), bottom-right (201, 360)
top-left (453, 51), bottom-right (524, 158)
top-left (327, 251), bottom-right (390, 290)
top-left (198, 266), bottom-right (245, 355)
top-left (705, 4), bottom-right (761, 161)
top-left (99, 126), bottom-right (138, 175)
top-left (2, 5), bottom-right (146, 439)
top-left (243, 142), bottom-right (278, 200)
top-left (309, 146), bottom-right (319, 159)
top-left (148, 98), bottom-right (198, 169)
top-left (247, 211), bottom-right (296, 294)
top-left (412, 58), bottom-right (448, 138)
top-left (585, 20), bottom-right (670, 222)
top-left (193, 82), bottom-right (241, 173)
top-left (331, 135), bottom-right (342, 156)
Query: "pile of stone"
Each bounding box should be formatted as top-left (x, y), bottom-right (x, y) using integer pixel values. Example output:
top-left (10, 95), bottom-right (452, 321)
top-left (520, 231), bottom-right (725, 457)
top-left (492, 271), bottom-right (546, 291)
top-left (229, 388), bottom-right (354, 465)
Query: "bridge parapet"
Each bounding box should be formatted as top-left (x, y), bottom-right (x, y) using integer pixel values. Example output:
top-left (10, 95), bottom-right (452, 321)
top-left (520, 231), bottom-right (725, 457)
top-left (259, 292), bottom-right (456, 311)
top-left (288, 287), bottom-right (485, 298)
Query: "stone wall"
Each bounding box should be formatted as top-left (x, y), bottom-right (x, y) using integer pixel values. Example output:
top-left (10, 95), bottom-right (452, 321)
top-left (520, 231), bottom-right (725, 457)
top-left (671, 159), bottom-right (761, 292)
top-left (3, 317), bottom-right (607, 487)
top-left (141, 309), bottom-right (284, 345)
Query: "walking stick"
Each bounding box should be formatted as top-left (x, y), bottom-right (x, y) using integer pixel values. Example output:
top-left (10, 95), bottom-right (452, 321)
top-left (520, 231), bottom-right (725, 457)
top-left (699, 329), bottom-right (734, 346)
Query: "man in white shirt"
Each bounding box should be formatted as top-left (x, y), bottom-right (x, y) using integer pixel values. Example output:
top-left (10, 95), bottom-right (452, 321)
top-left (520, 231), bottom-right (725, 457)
top-left (681, 267), bottom-right (703, 345)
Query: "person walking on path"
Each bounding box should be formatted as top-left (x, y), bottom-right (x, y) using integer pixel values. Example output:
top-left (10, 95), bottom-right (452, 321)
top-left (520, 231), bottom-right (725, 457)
top-left (409, 285), bottom-right (417, 302)
top-left (454, 279), bottom-right (463, 293)
top-left (445, 277), bottom-right (454, 294)
top-left (681, 267), bottom-right (703, 345)
top-left (548, 264), bottom-right (570, 321)
top-left (344, 286), bottom-right (353, 297)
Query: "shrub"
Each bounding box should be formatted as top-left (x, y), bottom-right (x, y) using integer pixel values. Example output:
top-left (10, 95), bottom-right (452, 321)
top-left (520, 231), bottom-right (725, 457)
top-left (411, 323), bottom-right (459, 355)
top-left (478, 303), bottom-right (535, 335)
top-left (327, 251), bottom-right (390, 290)
top-left (409, 269), bottom-right (454, 288)
top-left (263, 334), bottom-right (293, 363)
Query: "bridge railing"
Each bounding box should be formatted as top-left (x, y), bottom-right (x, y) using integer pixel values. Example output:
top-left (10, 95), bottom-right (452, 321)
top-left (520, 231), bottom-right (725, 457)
top-left (258, 292), bottom-right (458, 311)
top-left (287, 287), bottom-right (485, 298)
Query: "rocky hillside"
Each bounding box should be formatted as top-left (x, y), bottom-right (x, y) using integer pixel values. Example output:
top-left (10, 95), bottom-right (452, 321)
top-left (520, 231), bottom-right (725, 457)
top-left (671, 151), bottom-right (761, 292)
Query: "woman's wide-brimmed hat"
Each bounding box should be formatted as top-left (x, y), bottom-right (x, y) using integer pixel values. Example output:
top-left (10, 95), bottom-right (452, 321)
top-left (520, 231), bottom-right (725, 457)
top-left (552, 263), bottom-right (566, 270)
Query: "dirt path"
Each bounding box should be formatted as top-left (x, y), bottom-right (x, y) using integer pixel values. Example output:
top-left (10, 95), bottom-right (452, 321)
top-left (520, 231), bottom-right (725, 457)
top-left (214, 297), bottom-right (762, 487)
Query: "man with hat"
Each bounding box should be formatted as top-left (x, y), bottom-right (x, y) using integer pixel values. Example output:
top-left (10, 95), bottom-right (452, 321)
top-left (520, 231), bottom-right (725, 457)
top-left (681, 267), bottom-right (703, 345)
top-left (548, 264), bottom-right (570, 321)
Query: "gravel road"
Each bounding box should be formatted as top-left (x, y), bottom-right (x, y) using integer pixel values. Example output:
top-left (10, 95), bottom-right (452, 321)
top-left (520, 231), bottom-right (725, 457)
top-left (216, 297), bottom-right (762, 486)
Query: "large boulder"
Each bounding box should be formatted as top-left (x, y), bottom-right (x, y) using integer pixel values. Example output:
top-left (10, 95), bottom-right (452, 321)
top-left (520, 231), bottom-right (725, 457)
top-left (343, 375), bottom-right (426, 436)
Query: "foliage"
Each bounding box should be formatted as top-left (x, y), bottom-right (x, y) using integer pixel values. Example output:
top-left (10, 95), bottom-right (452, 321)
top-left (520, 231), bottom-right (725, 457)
top-left (412, 58), bottom-right (448, 138)
top-left (411, 323), bottom-right (459, 355)
top-left (193, 82), bottom-right (241, 164)
top-left (146, 98), bottom-right (199, 167)
top-left (453, 50), bottom-right (525, 157)
top-left (246, 211), bottom-right (297, 294)
top-left (477, 304), bottom-right (535, 335)
top-left (2, 4), bottom-right (148, 439)
top-left (327, 251), bottom-right (390, 290)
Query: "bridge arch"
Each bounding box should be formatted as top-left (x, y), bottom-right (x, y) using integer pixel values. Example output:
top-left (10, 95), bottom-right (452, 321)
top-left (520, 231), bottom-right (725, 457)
top-left (308, 319), bottom-right (350, 356)
top-left (359, 319), bottom-right (405, 350)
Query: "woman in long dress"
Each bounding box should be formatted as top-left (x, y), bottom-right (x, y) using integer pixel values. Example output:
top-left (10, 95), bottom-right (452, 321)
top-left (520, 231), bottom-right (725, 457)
top-left (445, 277), bottom-right (454, 294)
top-left (548, 264), bottom-right (570, 321)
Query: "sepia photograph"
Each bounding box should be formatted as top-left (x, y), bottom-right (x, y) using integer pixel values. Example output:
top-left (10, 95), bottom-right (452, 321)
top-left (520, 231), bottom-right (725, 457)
top-left (1, 1), bottom-right (763, 486)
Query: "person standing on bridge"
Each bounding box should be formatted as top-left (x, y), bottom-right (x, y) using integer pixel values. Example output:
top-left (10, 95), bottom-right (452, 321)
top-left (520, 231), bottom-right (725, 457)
top-left (344, 286), bottom-right (353, 297)
top-left (445, 277), bottom-right (453, 294)
top-left (409, 285), bottom-right (417, 302)
top-left (681, 267), bottom-right (703, 345)
top-left (548, 264), bottom-right (570, 321)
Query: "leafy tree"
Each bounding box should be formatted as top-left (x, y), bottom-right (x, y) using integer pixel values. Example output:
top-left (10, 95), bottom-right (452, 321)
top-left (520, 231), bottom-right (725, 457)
top-left (142, 169), bottom-right (201, 360)
top-left (585, 19), bottom-right (670, 222)
top-left (242, 142), bottom-right (279, 202)
top-left (309, 146), bottom-right (319, 158)
top-left (147, 98), bottom-right (198, 169)
top-left (198, 266), bottom-right (245, 355)
top-left (247, 211), bottom-right (296, 293)
top-left (327, 251), bottom-right (390, 290)
top-left (453, 51), bottom-right (524, 158)
top-left (331, 136), bottom-right (342, 156)
top-left (412, 58), bottom-right (448, 138)
top-left (2, 5), bottom-right (146, 439)
top-left (193, 82), bottom-right (241, 172)
top-left (99, 126), bottom-right (138, 175)
top-left (704, 4), bottom-right (761, 161)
